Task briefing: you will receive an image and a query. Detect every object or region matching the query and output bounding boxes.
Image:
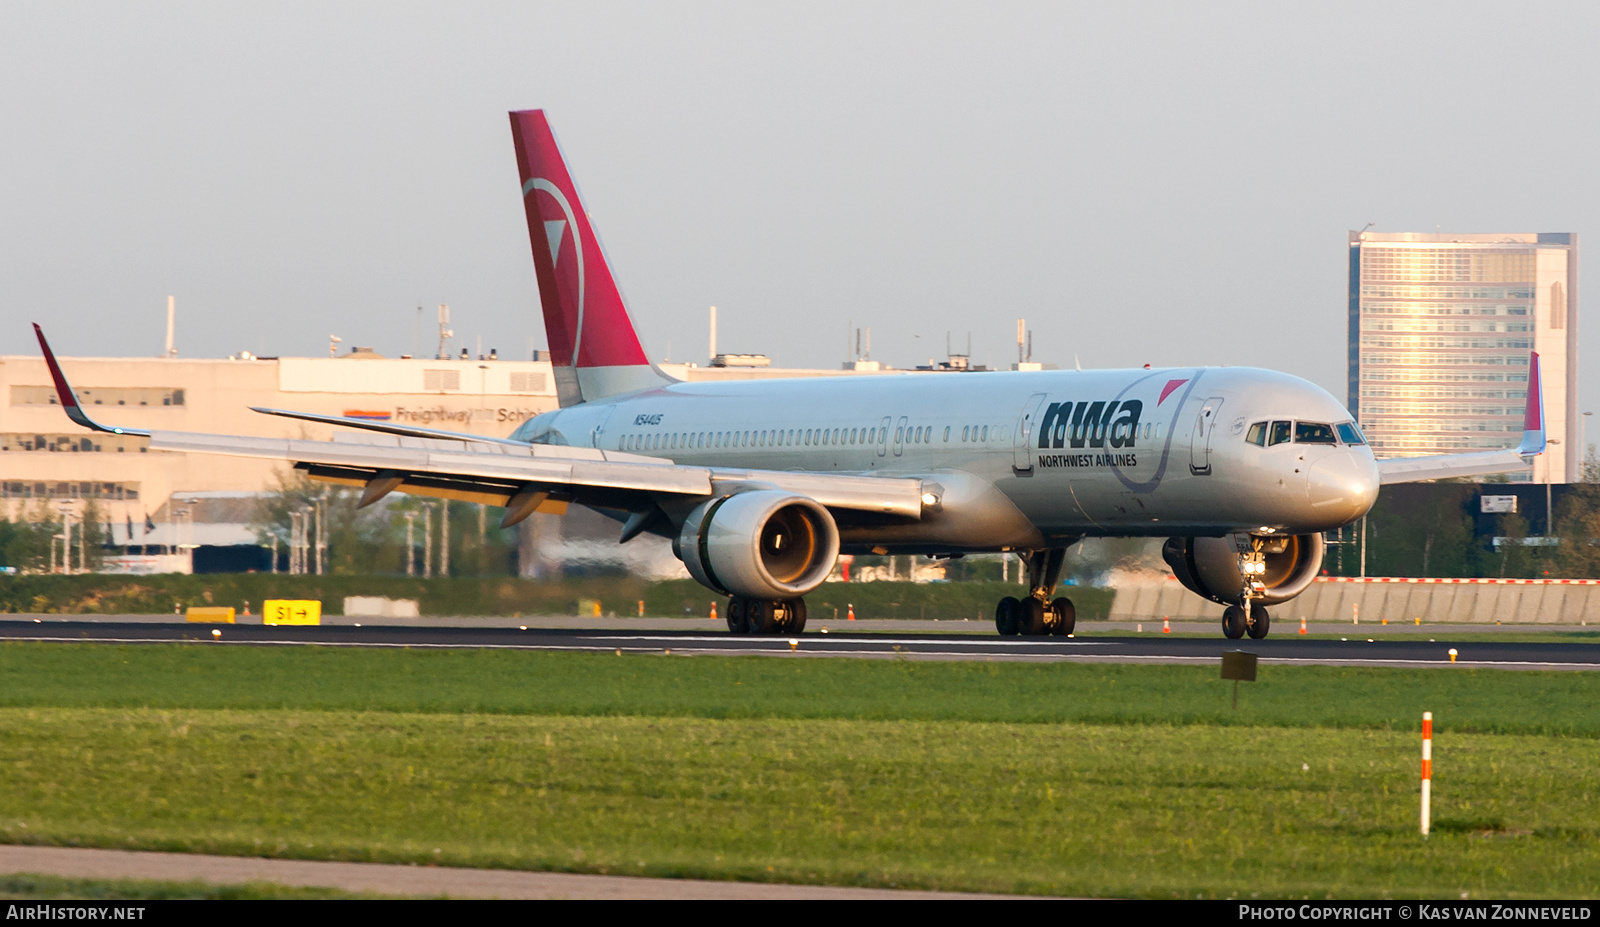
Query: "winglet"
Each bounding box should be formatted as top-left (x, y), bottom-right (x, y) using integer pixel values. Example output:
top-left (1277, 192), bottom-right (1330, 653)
top-left (32, 324), bottom-right (150, 437)
top-left (1517, 350), bottom-right (1545, 459)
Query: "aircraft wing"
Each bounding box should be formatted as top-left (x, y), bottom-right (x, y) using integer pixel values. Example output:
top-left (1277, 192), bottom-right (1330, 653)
top-left (147, 429), bottom-right (925, 520)
top-left (1376, 446), bottom-right (1539, 485)
top-left (1376, 351), bottom-right (1546, 485)
top-left (33, 325), bottom-right (925, 526)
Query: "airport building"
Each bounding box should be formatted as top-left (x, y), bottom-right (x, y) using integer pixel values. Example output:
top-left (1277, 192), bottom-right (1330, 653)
top-left (0, 351), bottom-right (560, 525)
top-left (1347, 231), bottom-right (1578, 482)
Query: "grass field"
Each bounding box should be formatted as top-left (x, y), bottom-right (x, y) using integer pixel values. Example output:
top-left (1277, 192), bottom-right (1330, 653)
top-left (0, 642), bottom-right (1596, 897)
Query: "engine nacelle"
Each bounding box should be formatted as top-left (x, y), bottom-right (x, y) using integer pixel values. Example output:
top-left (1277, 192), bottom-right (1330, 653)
top-left (1162, 533), bottom-right (1325, 606)
top-left (676, 490), bottom-right (840, 600)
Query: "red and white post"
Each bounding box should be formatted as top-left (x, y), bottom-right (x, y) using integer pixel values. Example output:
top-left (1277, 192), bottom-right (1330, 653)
top-left (1421, 711), bottom-right (1433, 836)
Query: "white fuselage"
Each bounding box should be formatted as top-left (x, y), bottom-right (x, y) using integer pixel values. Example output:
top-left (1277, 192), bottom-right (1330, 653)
top-left (510, 365), bottom-right (1380, 554)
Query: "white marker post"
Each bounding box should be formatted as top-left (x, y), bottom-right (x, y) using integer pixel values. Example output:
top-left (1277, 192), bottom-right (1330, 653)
top-left (1421, 711), bottom-right (1433, 836)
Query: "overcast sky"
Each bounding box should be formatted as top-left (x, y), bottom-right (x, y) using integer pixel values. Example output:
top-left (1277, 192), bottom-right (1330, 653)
top-left (4, 1), bottom-right (1600, 414)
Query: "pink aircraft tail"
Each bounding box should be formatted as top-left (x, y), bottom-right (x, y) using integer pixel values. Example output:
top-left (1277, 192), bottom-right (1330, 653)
top-left (1517, 350), bottom-right (1545, 458)
top-left (510, 109), bottom-right (671, 406)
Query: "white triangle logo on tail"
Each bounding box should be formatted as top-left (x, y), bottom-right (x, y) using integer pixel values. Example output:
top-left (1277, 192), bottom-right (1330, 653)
top-left (543, 220), bottom-right (567, 264)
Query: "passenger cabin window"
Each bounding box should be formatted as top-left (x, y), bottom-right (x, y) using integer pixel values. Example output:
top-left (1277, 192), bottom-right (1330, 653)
top-left (1268, 421), bottom-right (1292, 446)
top-left (1336, 422), bottom-right (1366, 445)
top-left (1245, 422), bottom-right (1267, 446)
top-left (1294, 422), bottom-right (1337, 445)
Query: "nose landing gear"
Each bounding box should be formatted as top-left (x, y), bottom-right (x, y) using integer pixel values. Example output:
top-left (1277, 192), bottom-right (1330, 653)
top-left (1223, 542), bottom-right (1273, 640)
top-left (994, 547), bottom-right (1079, 637)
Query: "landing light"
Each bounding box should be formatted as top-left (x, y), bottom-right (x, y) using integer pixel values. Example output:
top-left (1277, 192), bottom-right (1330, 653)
top-left (921, 492), bottom-right (939, 506)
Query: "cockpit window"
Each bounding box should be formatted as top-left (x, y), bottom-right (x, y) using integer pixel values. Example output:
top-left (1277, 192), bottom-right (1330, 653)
top-left (1245, 422), bottom-right (1267, 446)
top-left (1268, 421), bottom-right (1292, 446)
top-left (1295, 422), bottom-right (1337, 444)
top-left (1336, 422), bottom-right (1366, 446)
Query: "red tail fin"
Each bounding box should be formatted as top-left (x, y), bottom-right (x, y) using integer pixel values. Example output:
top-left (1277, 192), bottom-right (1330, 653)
top-left (1518, 350), bottom-right (1545, 458)
top-left (510, 110), bottom-right (667, 406)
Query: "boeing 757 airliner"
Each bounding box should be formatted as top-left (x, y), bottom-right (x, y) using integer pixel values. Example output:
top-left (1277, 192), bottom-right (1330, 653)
top-left (33, 110), bottom-right (1546, 639)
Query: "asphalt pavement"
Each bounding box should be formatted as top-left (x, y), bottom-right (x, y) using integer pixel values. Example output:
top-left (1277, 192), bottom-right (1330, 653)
top-left (1, 618), bottom-right (1596, 669)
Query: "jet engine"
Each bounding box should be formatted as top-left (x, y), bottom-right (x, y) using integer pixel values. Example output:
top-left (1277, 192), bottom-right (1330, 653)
top-left (1162, 533), bottom-right (1325, 606)
top-left (676, 490), bottom-right (840, 600)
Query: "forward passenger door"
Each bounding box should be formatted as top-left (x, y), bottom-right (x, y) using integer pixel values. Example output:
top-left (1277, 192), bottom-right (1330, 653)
top-left (1013, 392), bottom-right (1047, 472)
top-left (1188, 397), bottom-right (1224, 475)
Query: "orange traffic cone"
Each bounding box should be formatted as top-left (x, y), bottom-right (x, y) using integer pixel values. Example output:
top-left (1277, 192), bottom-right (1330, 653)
top-left (847, 603), bottom-right (856, 621)
top-left (1162, 617), bottom-right (1171, 634)
top-left (710, 601), bottom-right (718, 621)
top-left (1299, 615), bottom-right (1307, 635)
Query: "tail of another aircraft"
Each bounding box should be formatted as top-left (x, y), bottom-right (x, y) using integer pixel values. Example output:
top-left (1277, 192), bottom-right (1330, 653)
top-left (510, 109), bottom-right (674, 407)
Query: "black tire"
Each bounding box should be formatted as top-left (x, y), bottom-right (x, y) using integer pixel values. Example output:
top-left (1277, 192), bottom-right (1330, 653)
top-left (785, 598), bottom-right (808, 634)
top-left (726, 597), bottom-right (746, 634)
top-left (1049, 597), bottom-right (1076, 636)
top-left (747, 599), bottom-right (777, 635)
top-left (1247, 603), bottom-right (1271, 640)
top-left (995, 596), bottom-right (1021, 636)
top-left (1222, 604), bottom-right (1248, 640)
top-left (1019, 597), bottom-right (1047, 635)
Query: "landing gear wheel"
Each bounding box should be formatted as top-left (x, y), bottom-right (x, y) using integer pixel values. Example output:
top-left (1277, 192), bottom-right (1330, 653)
top-left (726, 597), bottom-right (747, 634)
top-left (782, 598), bottom-right (808, 634)
top-left (1049, 598), bottom-right (1076, 636)
top-left (1019, 597), bottom-right (1048, 636)
top-left (995, 596), bottom-right (1021, 636)
top-left (1222, 604), bottom-right (1248, 640)
top-left (1247, 603), bottom-right (1271, 640)
top-left (746, 599), bottom-right (777, 635)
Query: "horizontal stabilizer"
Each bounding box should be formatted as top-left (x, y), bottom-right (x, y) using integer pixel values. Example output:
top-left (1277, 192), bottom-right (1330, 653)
top-left (250, 407), bottom-right (529, 447)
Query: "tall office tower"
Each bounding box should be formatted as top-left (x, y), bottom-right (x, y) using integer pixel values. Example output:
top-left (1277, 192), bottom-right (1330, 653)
top-left (1349, 231), bottom-right (1577, 483)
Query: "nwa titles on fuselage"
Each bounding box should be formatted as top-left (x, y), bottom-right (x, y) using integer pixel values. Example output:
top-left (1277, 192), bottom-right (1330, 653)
top-left (32, 109), bottom-right (1544, 640)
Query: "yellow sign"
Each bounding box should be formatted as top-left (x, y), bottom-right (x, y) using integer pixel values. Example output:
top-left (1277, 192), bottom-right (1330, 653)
top-left (185, 606), bottom-right (235, 624)
top-left (263, 599), bottom-right (322, 626)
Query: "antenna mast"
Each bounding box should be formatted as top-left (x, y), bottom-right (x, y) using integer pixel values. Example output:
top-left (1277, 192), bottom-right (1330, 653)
top-left (436, 304), bottom-right (453, 359)
top-left (164, 296), bottom-right (176, 358)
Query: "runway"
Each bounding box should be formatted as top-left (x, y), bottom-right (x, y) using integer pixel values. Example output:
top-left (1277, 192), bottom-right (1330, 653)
top-left (2, 619), bottom-right (1597, 669)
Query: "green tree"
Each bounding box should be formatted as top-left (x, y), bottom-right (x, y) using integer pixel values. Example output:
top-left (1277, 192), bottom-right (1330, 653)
top-left (1362, 485), bottom-right (1480, 578)
top-left (79, 499), bottom-right (107, 572)
top-left (248, 469), bottom-right (521, 576)
top-left (1490, 512), bottom-right (1534, 579)
top-left (1554, 483), bottom-right (1600, 578)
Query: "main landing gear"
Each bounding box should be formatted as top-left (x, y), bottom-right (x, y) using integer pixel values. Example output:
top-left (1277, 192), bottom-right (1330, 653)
top-left (995, 548), bottom-right (1077, 637)
top-left (1222, 603), bottom-right (1270, 640)
top-left (726, 596), bottom-right (807, 635)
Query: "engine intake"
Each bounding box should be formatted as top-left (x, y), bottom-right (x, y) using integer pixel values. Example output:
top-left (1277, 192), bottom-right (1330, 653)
top-left (677, 490), bottom-right (840, 600)
top-left (1162, 533), bottom-right (1324, 606)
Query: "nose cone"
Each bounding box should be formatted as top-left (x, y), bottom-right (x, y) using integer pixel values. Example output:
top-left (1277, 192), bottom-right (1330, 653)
top-left (1307, 449), bottom-right (1379, 526)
